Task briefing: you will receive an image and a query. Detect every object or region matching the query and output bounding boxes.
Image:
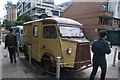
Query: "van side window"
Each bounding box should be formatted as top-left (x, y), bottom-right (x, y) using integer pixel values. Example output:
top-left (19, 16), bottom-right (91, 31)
top-left (21, 30), bottom-right (23, 35)
top-left (33, 25), bottom-right (38, 37)
top-left (16, 30), bottom-right (19, 35)
top-left (43, 26), bottom-right (57, 39)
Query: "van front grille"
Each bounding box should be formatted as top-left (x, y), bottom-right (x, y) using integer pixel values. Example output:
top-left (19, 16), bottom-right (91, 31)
top-left (74, 43), bottom-right (91, 68)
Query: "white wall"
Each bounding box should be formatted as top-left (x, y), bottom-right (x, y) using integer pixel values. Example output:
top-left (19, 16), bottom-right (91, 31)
top-left (108, 0), bottom-right (120, 19)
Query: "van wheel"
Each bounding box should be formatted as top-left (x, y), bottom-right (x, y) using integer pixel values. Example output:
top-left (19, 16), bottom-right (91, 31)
top-left (41, 55), bottom-right (56, 73)
top-left (23, 46), bottom-right (29, 59)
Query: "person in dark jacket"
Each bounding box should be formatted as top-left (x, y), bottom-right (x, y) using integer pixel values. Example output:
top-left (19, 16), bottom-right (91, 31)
top-left (89, 30), bottom-right (111, 80)
top-left (4, 28), bottom-right (17, 63)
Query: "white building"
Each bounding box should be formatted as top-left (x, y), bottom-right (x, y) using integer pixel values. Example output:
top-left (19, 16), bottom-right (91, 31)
top-left (108, 0), bottom-right (120, 19)
top-left (17, 0), bottom-right (64, 19)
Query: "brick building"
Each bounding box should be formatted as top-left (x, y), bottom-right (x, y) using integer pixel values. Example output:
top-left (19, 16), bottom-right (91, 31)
top-left (5, 2), bottom-right (17, 21)
top-left (64, 2), bottom-right (120, 39)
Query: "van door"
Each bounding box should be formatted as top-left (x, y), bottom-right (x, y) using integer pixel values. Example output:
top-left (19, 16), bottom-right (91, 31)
top-left (41, 25), bottom-right (61, 58)
top-left (32, 23), bottom-right (40, 61)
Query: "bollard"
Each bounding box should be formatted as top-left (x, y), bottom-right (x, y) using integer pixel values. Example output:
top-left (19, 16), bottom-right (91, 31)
top-left (112, 48), bottom-right (117, 66)
top-left (28, 45), bottom-right (32, 67)
top-left (56, 57), bottom-right (61, 79)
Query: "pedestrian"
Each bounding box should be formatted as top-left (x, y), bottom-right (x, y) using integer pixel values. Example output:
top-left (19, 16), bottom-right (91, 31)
top-left (118, 46), bottom-right (120, 70)
top-left (89, 30), bottom-right (111, 80)
top-left (4, 28), bottom-right (17, 63)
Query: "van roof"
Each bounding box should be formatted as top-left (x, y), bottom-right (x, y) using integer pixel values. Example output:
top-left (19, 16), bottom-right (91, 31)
top-left (24, 17), bottom-right (82, 26)
top-left (11, 26), bottom-right (23, 29)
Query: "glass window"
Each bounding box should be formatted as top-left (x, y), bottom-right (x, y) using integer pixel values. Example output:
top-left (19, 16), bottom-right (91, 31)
top-left (117, 6), bottom-right (120, 11)
top-left (51, 10), bottom-right (59, 16)
top-left (59, 25), bottom-right (84, 38)
top-left (37, 9), bottom-right (45, 13)
top-left (21, 30), bottom-right (23, 35)
top-left (33, 25), bottom-right (38, 37)
top-left (43, 26), bottom-right (57, 39)
top-left (16, 30), bottom-right (19, 35)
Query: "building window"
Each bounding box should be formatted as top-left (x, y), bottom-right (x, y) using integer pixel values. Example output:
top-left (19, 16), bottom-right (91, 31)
top-left (118, 1), bottom-right (120, 6)
top-left (118, 1), bottom-right (120, 11)
top-left (51, 10), bottom-right (59, 16)
top-left (43, 26), bottom-right (57, 39)
top-left (117, 6), bottom-right (120, 11)
top-left (37, 4), bottom-right (41, 6)
top-left (117, 20), bottom-right (119, 25)
top-left (33, 25), bottom-right (38, 37)
top-left (99, 17), bottom-right (112, 26)
top-left (113, 20), bottom-right (120, 27)
top-left (113, 20), bottom-right (117, 25)
top-left (42, 5), bottom-right (54, 8)
top-left (99, 17), bottom-right (107, 25)
top-left (37, 9), bottom-right (45, 13)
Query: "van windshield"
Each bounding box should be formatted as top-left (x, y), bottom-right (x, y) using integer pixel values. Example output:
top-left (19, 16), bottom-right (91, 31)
top-left (59, 25), bottom-right (84, 38)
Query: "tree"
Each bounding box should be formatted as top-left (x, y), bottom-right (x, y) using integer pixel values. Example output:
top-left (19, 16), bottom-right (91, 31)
top-left (15, 14), bottom-right (33, 25)
top-left (17, 14), bottom-right (33, 22)
top-left (2, 14), bottom-right (33, 27)
top-left (3, 19), bottom-right (15, 29)
top-left (14, 20), bottom-right (24, 26)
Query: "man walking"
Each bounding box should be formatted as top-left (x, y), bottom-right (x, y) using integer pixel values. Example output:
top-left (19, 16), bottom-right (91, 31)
top-left (89, 30), bottom-right (111, 80)
top-left (4, 28), bottom-right (17, 63)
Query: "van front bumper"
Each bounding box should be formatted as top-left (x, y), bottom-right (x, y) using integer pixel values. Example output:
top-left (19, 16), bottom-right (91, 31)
top-left (64, 63), bottom-right (92, 72)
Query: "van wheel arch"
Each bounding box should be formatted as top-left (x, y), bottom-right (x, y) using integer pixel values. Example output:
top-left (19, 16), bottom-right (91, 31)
top-left (41, 53), bottom-right (56, 73)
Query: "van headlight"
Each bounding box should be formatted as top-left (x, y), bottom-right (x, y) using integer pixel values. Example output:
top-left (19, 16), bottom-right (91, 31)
top-left (67, 48), bottom-right (72, 54)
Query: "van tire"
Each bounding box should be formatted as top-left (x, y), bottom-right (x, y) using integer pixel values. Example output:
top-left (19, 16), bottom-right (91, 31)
top-left (23, 45), bottom-right (29, 59)
top-left (41, 55), bottom-right (56, 73)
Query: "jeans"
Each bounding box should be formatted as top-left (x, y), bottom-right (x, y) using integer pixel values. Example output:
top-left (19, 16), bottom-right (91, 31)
top-left (8, 47), bottom-right (16, 61)
top-left (89, 59), bottom-right (107, 80)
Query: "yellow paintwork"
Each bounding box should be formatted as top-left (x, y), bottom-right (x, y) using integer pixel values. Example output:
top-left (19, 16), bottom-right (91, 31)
top-left (60, 39), bottom-right (77, 67)
top-left (23, 18), bottom-right (90, 68)
top-left (39, 24), bottom-right (63, 62)
top-left (23, 23), bottom-right (63, 62)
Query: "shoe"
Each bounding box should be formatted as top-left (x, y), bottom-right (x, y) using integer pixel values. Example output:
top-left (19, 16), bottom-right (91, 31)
top-left (14, 59), bottom-right (17, 63)
top-left (10, 60), bottom-right (13, 63)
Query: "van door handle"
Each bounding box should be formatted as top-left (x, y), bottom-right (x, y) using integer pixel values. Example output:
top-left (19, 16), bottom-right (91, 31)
top-left (42, 45), bottom-right (46, 48)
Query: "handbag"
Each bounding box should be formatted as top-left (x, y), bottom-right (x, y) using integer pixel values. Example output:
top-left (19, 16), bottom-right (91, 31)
top-left (3, 54), bottom-right (7, 58)
top-left (118, 52), bottom-right (120, 60)
top-left (3, 48), bottom-right (8, 58)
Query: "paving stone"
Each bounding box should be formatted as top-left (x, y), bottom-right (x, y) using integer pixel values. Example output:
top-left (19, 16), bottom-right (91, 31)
top-left (0, 42), bottom-right (119, 79)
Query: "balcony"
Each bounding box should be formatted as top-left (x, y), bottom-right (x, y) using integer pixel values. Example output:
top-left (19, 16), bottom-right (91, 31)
top-left (31, 13), bottom-right (41, 16)
top-left (99, 5), bottom-right (113, 17)
top-left (99, 10), bottom-right (113, 17)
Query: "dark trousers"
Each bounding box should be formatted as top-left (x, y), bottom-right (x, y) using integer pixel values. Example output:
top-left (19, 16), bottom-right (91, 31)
top-left (8, 47), bottom-right (16, 61)
top-left (89, 59), bottom-right (107, 80)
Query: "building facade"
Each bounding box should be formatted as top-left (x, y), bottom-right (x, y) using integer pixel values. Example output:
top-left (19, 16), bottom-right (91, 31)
top-left (108, 0), bottom-right (120, 18)
top-left (64, 2), bottom-right (120, 39)
top-left (5, 2), bottom-right (17, 21)
top-left (17, 0), bottom-right (64, 19)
